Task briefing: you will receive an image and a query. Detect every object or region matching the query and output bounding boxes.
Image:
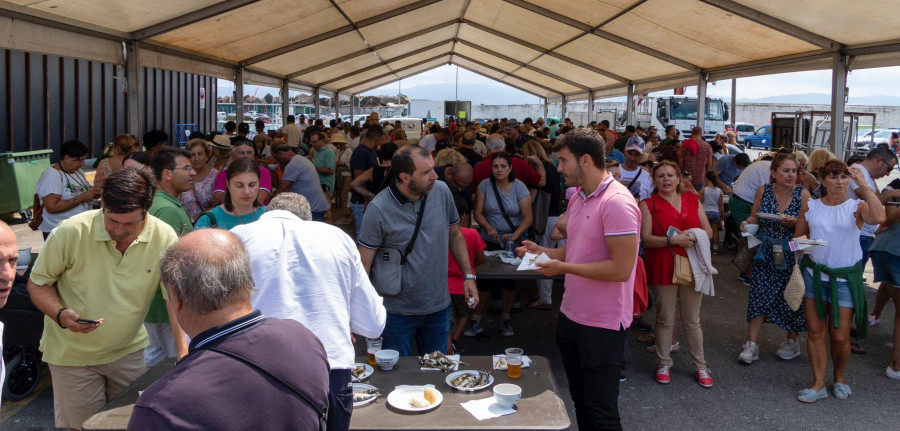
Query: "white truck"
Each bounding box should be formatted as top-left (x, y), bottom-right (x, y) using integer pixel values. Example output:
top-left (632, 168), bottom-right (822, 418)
top-left (634, 96), bottom-right (729, 141)
top-left (405, 99), bottom-right (445, 122)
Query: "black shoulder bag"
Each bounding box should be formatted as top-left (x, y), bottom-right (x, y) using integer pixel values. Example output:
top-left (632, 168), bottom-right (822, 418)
top-left (370, 193), bottom-right (427, 296)
top-left (198, 347), bottom-right (327, 431)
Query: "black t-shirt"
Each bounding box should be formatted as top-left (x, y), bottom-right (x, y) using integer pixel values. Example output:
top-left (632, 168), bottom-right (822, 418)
top-left (613, 135), bottom-right (630, 153)
top-left (541, 161), bottom-right (562, 217)
top-left (458, 147), bottom-right (483, 167)
top-left (371, 166), bottom-right (395, 195)
top-left (349, 145), bottom-right (378, 204)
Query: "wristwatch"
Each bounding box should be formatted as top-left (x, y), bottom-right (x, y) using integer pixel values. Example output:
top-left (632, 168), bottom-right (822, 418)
top-left (464, 274), bottom-right (477, 281)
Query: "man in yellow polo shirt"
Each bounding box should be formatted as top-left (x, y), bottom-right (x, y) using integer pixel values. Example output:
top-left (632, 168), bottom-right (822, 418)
top-left (28, 167), bottom-right (188, 429)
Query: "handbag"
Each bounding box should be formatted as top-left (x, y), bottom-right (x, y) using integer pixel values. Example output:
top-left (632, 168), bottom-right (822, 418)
top-left (370, 193), bottom-right (427, 296)
top-left (650, 195), bottom-right (693, 286)
top-left (784, 262), bottom-right (805, 311)
top-left (732, 246), bottom-right (753, 274)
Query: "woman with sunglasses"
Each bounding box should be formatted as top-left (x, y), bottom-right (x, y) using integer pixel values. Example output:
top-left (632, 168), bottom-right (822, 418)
top-left (793, 160), bottom-right (885, 402)
top-left (738, 153), bottom-right (811, 365)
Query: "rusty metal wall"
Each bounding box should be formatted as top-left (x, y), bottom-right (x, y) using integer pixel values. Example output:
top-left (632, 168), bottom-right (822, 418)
top-left (0, 48), bottom-right (217, 162)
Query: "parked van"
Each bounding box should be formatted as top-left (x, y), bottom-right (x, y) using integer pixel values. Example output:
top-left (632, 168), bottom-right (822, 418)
top-left (734, 122), bottom-right (755, 142)
top-left (382, 117), bottom-right (422, 144)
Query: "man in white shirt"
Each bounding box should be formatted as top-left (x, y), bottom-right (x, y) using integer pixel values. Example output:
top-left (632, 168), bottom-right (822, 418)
top-left (231, 193), bottom-right (386, 431)
top-left (847, 147), bottom-right (898, 266)
top-left (297, 114), bottom-right (308, 132)
top-left (281, 115), bottom-right (302, 152)
top-left (419, 123), bottom-right (440, 153)
top-left (619, 136), bottom-right (652, 201)
top-left (731, 158), bottom-right (773, 225)
top-left (0, 221), bottom-right (16, 407)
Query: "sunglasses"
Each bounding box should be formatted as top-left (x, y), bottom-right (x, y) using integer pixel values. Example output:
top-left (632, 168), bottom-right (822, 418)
top-left (682, 171), bottom-right (691, 177)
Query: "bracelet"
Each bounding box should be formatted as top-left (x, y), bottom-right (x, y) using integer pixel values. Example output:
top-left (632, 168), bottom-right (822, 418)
top-left (56, 307), bottom-right (69, 329)
top-left (666, 236), bottom-right (672, 247)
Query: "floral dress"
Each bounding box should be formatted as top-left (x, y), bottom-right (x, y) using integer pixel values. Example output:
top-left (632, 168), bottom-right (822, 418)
top-left (181, 168), bottom-right (218, 222)
top-left (747, 184), bottom-right (806, 331)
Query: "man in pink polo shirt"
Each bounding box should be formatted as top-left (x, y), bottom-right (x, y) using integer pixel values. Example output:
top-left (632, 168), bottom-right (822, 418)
top-left (519, 128), bottom-right (640, 430)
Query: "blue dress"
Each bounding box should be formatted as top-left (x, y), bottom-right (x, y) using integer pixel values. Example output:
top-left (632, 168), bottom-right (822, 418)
top-left (747, 184), bottom-right (806, 332)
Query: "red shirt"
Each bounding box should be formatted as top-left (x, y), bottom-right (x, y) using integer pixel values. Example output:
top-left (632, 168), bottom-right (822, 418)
top-left (643, 192), bottom-right (701, 285)
top-left (683, 140), bottom-right (713, 186)
top-left (473, 154), bottom-right (543, 187)
top-left (447, 227), bottom-right (486, 295)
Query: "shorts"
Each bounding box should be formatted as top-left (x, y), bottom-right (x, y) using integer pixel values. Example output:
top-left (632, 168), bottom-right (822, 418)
top-left (49, 349), bottom-right (145, 429)
top-left (803, 269), bottom-right (854, 308)
top-left (450, 294), bottom-right (470, 319)
top-left (705, 211), bottom-right (721, 224)
top-left (871, 251), bottom-right (900, 286)
top-left (729, 196), bottom-right (752, 226)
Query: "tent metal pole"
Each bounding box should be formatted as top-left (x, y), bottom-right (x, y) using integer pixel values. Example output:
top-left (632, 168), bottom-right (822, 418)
top-left (697, 74), bottom-right (707, 132)
top-left (625, 83), bottom-right (635, 127)
top-left (830, 53), bottom-right (847, 161)
top-left (543, 98), bottom-right (548, 120)
top-left (587, 90), bottom-right (595, 125)
top-left (314, 87), bottom-right (321, 119)
top-left (731, 78), bottom-right (736, 128)
top-left (561, 95), bottom-right (567, 121)
top-left (281, 79), bottom-right (290, 125)
top-left (125, 41), bottom-right (144, 140)
top-left (234, 67), bottom-right (244, 124)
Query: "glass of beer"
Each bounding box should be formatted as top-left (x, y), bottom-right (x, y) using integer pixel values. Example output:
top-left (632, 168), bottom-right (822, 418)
top-left (366, 337), bottom-right (382, 365)
top-left (505, 347), bottom-right (523, 379)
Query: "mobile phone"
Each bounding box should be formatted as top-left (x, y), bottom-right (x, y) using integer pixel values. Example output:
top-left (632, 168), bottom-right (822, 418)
top-left (667, 226), bottom-right (678, 238)
top-left (76, 318), bottom-right (100, 324)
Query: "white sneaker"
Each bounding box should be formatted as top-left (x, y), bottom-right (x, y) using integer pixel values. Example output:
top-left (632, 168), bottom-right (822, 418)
top-left (464, 321), bottom-right (483, 337)
top-left (738, 341), bottom-right (759, 364)
top-left (887, 366), bottom-right (900, 381)
top-left (777, 338), bottom-right (801, 360)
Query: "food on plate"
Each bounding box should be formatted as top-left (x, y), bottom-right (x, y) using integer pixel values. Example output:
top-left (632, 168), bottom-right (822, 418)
top-left (450, 371), bottom-right (491, 388)
top-left (495, 357), bottom-right (508, 369)
top-left (409, 387), bottom-right (438, 408)
top-left (350, 365), bottom-right (367, 380)
top-left (419, 351), bottom-right (459, 372)
top-left (353, 386), bottom-right (381, 403)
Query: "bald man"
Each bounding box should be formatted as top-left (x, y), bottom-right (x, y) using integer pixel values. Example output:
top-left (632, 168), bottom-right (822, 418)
top-left (129, 229), bottom-right (330, 430)
top-left (439, 162), bottom-right (474, 228)
top-left (0, 221), bottom-right (17, 406)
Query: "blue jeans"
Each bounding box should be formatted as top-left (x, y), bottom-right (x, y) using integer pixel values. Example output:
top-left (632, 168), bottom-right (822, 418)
top-left (381, 307), bottom-right (451, 356)
top-left (312, 211), bottom-right (326, 222)
top-left (351, 202), bottom-right (366, 235)
top-left (859, 235), bottom-right (874, 268)
top-left (327, 370), bottom-right (352, 431)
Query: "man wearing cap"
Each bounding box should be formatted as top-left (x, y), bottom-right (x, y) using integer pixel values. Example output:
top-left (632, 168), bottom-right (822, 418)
top-left (505, 120), bottom-right (530, 149)
top-left (208, 134), bottom-right (233, 170)
top-left (620, 136), bottom-right (653, 201)
top-left (282, 115), bottom-right (302, 151)
top-left (212, 139), bottom-right (272, 206)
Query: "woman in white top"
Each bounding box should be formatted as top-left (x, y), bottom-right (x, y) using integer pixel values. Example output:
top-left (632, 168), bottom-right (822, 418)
top-left (793, 159), bottom-right (885, 403)
top-left (35, 140), bottom-right (100, 239)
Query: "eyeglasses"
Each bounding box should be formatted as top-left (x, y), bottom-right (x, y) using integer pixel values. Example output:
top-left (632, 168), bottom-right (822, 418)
top-left (173, 165), bottom-right (194, 172)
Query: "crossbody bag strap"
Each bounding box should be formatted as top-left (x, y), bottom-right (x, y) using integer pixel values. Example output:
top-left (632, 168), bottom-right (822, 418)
top-left (199, 347), bottom-right (327, 428)
top-left (401, 192), bottom-right (427, 265)
top-left (626, 171), bottom-right (640, 190)
top-left (490, 180), bottom-right (517, 232)
top-left (649, 194), bottom-right (675, 256)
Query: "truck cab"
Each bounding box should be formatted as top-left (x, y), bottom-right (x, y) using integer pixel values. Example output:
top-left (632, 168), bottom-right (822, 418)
top-left (636, 96), bottom-right (728, 141)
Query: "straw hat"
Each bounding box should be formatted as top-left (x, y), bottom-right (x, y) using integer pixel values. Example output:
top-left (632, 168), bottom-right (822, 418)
top-left (210, 135), bottom-right (232, 150)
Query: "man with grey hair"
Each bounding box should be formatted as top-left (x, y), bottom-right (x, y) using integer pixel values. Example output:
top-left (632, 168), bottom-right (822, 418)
top-left (472, 133), bottom-right (544, 187)
top-left (128, 229), bottom-right (330, 430)
top-left (233, 192), bottom-right (385, 431)
top-left (357, 145), bottom-right (477, 356)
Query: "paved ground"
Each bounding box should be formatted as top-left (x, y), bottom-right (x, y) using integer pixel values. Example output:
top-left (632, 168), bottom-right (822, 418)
top-left (2, 153), bottom-right (899, 430)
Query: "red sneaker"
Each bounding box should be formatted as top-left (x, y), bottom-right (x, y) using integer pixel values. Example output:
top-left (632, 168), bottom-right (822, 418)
top-left (655, 365), bottom-right (671, 384)
top-left (695, 368), bottom-right (713, 388)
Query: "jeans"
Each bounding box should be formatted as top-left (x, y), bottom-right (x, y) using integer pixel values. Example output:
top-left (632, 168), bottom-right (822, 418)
top-left (381, 307), bottom-right (451, 356)
top-left (351, 202), bottom-right (366, 235)
top-left (327, 369), bottom-right (352, 431)
top-left (557, 313), bottom-right (627, 431)
top-left (859, 235), bottom-right (874, 268)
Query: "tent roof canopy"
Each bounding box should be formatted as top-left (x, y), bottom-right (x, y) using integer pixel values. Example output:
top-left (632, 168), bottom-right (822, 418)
top-left (2, 0), bottom-right (900, 100)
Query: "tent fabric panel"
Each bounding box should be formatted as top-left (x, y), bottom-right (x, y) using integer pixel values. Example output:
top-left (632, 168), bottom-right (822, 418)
top-left (511, 68), bottom-right (580, 94)
top-left (501, 75), bottom-right (557, 99)
top-left (529, 55), bottom-right (622, 89)
top-left (7, 0), bottom-right (223, 33)
top-left (602, 0), bottom-right (819, 68)
top-left (328, 65), bottom-right (394, 90)
top-left (357, 0), bottom-right (465, 46)
top-left (463, 0), bottom-right (583, 50)
top-left (555, 34), bottom-right (689, 80)
top-left (242, 70), bottom-right (283, 87)
top-left (453, 45), bottom-right (521, 73)
top-left (342, 56), bottom-right (450, 93)
top-left (456, 25), bottom-right (543, 62)
top-left (151, 0), bottom-right (346, 62)
top-left (732, 0), bottom-right (900, 46)
top-left (141, 49), bottom-right (234, 80)
top-left (383, 45), bottom-right (454, 70)
top-left (338, 0), bottom-right (422, 22)
top-left (452, 57), bottom-right (509, 81)
top-left (523, 0), bottom-right (637, 27)
top-left (292, 52), bottom-right (384, 84)
top-left (0, 15), bottom-right (123, 65)
top-left (852, 52), bottom-right (900, 71)
top-left (374, 26), bottom-right (459, 60)
top-left (634, 75), bottom-right (700, 95)
top-left (250, 32), bottom-right (369, 76)
top-left (707, 56), bottom-right (832, 82)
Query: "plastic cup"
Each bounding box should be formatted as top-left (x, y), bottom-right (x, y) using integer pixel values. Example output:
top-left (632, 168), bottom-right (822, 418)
top-left (505, 348), bottom-right (523, 379)
top-left (366, 337), bottom-right (382, 365)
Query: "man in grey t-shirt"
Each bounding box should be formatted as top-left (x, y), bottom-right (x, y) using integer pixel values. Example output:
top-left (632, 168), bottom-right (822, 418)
top-left (357, 146), bottom-right (479, 356)
top-left (271, 144), bottom-right (331, 222)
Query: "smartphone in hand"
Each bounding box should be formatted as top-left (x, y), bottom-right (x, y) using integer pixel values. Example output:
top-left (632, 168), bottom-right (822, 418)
top-left (76, 318), bottom-right (100, 324)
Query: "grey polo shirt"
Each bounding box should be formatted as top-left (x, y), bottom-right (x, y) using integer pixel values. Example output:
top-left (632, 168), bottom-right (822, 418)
top-left (358, 180), bottom-right (459, 315)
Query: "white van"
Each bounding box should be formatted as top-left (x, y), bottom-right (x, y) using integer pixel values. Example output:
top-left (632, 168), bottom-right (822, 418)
top-left (382, 117), bottom-right (422, 144)
top-left (734, 122), bottom-right (755, 142)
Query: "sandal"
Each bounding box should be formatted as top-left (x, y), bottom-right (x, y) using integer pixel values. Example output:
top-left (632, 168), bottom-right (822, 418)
top-left (526, 301), bottom-right (553, 310)
top-left (850, 341), bottom-right (866, 355)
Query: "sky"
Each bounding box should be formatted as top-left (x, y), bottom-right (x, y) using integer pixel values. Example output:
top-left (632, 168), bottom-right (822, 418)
top-left (218, 65), bottom-right (900, 105)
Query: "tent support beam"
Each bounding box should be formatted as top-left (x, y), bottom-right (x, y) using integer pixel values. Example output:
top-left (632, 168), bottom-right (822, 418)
top-left (697, 74), bottom-right (707, 132)
top-left (830, 53), bottom-right (847, 161)
top-left (281, 79), bottom-right (290, 124)
top-left (730, 78), bottom-right (736, 128)
top-left (350, 95), bottom-right (355, 119)
top-left (543, 98), bottom-right (548, 120)
top-left (337, 53), bottom-right (449, 93)
top-left (125, 41), bottom-right (143, 139)
top-left (452, 54), bottom-right (562, 97)
top-left (314, 87), bottom-right (320, 119)
top-left (454, 40), bottom-right (589, 90)
top-left (133, 0), bottom-right (263, 41)
top-left (320, 40), bottom-right (453, 87)
top-left (561, 95), bottom-right (567, 120)
top-left (698, 0), bottom-right (840, 51)
top-left (452, 64), bottom-right (546, 100)
top-left (587, 91), bottom-right (595, 125)
top-left (626, 83), bottom-right (635, 127)
top-left (234, 67), bottom-right (244, 123)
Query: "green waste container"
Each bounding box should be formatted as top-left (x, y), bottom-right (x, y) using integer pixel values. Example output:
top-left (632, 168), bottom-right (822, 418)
top-left (0, 150), bottom-right (53, 216)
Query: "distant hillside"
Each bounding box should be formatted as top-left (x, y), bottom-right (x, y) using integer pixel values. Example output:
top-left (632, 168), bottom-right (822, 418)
top-left (363, 82), bottom-right (541, 105)
top-left (738, 93), bottom-right (900, 106)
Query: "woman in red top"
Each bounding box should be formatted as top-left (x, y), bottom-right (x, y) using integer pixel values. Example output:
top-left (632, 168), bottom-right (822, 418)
top-left (640, 161), bottom-right (714, 388)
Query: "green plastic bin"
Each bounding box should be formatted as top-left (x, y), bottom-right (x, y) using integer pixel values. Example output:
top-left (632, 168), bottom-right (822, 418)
top-left (0, 150), bottom-right (53, 215)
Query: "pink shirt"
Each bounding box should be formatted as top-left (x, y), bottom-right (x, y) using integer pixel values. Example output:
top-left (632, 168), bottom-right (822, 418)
top-left (560, 173), bottom-right (640, 330)
top-left (213, 166), bottom-right (273, 203)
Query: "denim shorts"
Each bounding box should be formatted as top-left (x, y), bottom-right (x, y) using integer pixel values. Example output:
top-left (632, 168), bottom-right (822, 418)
top-left (803, 269), bottom-right (854, 308)
top-left (871, 251), bottom-right (900, 286)
top-left (705, 211), bottom-right (721, 224)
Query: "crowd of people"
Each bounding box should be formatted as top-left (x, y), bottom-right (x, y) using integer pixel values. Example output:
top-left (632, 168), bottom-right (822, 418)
top-left (9, 108), bottom-right (900, 430)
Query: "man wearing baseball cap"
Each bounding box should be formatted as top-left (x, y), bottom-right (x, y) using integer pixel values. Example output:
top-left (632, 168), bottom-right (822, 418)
top-left (620, 136), bottom-right (652, 201)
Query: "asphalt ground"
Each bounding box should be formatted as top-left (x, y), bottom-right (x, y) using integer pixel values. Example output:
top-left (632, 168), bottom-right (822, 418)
top-left (2, 149), bottom-right (899, 430)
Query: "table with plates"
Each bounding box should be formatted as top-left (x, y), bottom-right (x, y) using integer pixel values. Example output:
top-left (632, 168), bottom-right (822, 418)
top-left (82, 355), bottom-right (570, 431)
top-left (475, 256), bottom-right (563, 281)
